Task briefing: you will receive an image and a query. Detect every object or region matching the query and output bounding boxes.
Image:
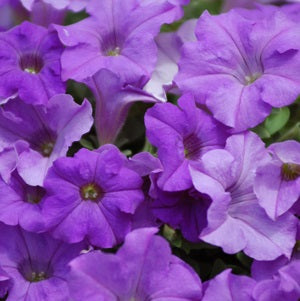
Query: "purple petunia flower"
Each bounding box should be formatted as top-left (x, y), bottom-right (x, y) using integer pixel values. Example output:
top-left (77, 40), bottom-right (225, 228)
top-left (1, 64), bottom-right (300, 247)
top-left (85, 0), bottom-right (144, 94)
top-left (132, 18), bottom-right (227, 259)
top-left (144, 19), bottom-right (197, 101)
top-left (150, 183), bottom-right (212, 242)
top-left (145, 93), bottom-right (229, 191)
top-left (0, 223), bottom-right (86, 301)
top-left (126, 152), bottom-right (163, 229)
top-left (55, 0), bottom-right (186, 84)
top-left (0, 94), bottom-right (93, 186)
top-left (176, 9), bottom-right (300, 131)
top-left (0, 165), bottom-right (46, 232)
top-left (0, 21), bottom-right (65, 105)
top-left (42, 145), bottom-right (144, 248)
top-left (190, 132), bottom-right (297, 260)
top-left (85, 69), bottom-right (162, 146)
top-left (67, 227), bottom-right (202, 300)
top-left (252, 258), bottom-right (300, 300)
top-left (202, 269), bottom-right (256, 301)
top-left (18, 0), bottom-right (88, 27)
top-left (254, 140), bottom-right (300, 220)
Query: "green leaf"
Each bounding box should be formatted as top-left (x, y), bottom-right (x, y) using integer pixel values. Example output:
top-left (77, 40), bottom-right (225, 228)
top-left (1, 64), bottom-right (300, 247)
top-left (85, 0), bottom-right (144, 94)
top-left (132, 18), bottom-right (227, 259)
top-left (162, 225), bottom-right (183, 248)
top-left (264, 107), bottom-right (290, 135)
top-left (253, 124), bottom-right (271, 139)
top-left (80, 138), bottom-right (94, 150)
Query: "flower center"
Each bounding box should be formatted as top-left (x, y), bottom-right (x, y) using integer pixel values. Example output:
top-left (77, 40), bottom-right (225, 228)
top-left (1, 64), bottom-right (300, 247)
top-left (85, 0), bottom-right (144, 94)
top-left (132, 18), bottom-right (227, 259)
top-left (281, 163), bottom-right (300, 181)
top-left (245, 72), bottom-right (261, 85)
top-left (19, 260), bottom-right (52, 283)
top-left (80, 183), bottom-right (103, 202)
top-left (40, 141), bottom-right (54, 157)
top-left (106, 47), bottom-right (121, 57)
top-left (26, 186), bottom-right (46, 204)
top-left (30, 271), bottom-right (47, 282)
top-left (19, 54), bottom-right (44, 74)
top-left (183, 133), bottom-right (202, 160)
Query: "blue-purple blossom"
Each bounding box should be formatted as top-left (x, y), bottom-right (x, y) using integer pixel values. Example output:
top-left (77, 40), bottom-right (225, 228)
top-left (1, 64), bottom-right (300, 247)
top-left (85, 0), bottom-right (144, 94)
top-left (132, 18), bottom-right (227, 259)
top-left (0, 94), bottom-right (93, 186)
top-left (145, 93), bottom-right (229, 191)
top-left (0, 166), bottom-right (46, 232)
top-left (126, 152), bottom-right (163, 229)
top-left (202, 269), bottom-right (256, 301)
top-left (150, 183), bottom-right (212, 242)
top-left (144, 19), bottom-right (197, 101)
top-left (252, 257), bottom-right (300, 300)
top-left (0, 223), bottom-right (86, 301)
top-left (254, 140), bottom-right (300, 220)
top-left (176, 9), bottom-right (300, 131)
top-left (67, 228), bottom-right (202, 300)
top-left (85, 69), bottom-right (162, 146)
top-left (0, 21), bottom-right (65, 104)
top-left (42, 145), bottom-right (144, 248)
top-left (190, 132), bottom-right (297, 260)
top-left (55, 0), bottom-right (186, 84)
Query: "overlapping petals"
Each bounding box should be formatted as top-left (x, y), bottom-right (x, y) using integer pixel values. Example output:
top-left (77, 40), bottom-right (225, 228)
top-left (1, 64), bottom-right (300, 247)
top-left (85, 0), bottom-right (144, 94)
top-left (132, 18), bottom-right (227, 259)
top-left (67, 228), bottom-right (202, 300)
top-left (176, 8), bottom-right (300, 131)
top-left (0, 21), bottom-right (65, 104)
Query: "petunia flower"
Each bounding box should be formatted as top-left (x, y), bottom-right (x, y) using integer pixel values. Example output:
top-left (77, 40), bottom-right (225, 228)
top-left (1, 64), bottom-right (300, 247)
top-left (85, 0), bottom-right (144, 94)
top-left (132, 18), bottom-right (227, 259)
top-left (41, 145), bottom-right (144, 248)
top-left (145, 93), bottom-right (229, 191)
top-left (190, 132), bottom-right (298, 260)
top-left (202, 269), bottom-right (256, 301)
top-left (85, 69), bottom-right (162, 146)
top-left (0, 21), bottom-right (65, 105)
top-left (55, 0), bottom-right (186, 84)
top-left (126, 152), bottom-right (163, 229)
top-left (150, 183), bottom-right (212, 242)
top-left (0, 223), bottom-right (86, 301)
top-left (252, 258), bottom-right (300, 301)
top-left (254, 140), bottom-right (300, 220)
top-left (144, 19), bottom-right (197, 101)
top-left (67, 227), bottom-right (202, 300)
top-left (0, 167), bottom-right (46, 232)
top-left (175, 9), bottom-right (300, 131)
top-left (0, 94), bottom-right (93, 186)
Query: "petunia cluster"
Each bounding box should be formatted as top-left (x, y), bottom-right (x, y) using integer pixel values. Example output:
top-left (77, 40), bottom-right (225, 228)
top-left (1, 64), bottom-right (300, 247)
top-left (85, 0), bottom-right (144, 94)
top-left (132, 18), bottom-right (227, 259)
top-left (0, 0), bottom-right (299, 300)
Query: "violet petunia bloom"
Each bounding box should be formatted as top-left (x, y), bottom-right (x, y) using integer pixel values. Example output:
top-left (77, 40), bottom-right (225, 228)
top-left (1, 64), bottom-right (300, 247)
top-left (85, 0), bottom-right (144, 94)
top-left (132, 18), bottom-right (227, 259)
top-left (19, 0), bottom-right (88, 27)
top-left (144, 19), bottom-right (197, 101)
top-left (0, 21), bottom-right (65, 105)
top-left (254, 140), bottom-right (300, 220)
top-left (67, 228), bottom-right (202, 301)
top-left (176, 9), bottom-right (300, 131)
top-left (0, 223), bottom-right (86, 301)
top-left (202, 269), bottom-right (256, 301)
top-left (0, 166), bottom-right (46, 232)
top-left (150, 183), bottom-right (212, 242)
top-left (85, 69), bottom-right (162, 146)
top-left (42, 145), bottom-right (144, 248)
top-left (126, 152), bottom-right (163, 229)
top-left (190, 132), bottom-right (297, 260)
top-left (252, 258), bottom-right (300, 301)
top-left (145, 93), bottom-right (229, 191)
top-left (0, 94), bottom-right (93, 186)
top-left (55, 0), bottom-right (186, 84)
